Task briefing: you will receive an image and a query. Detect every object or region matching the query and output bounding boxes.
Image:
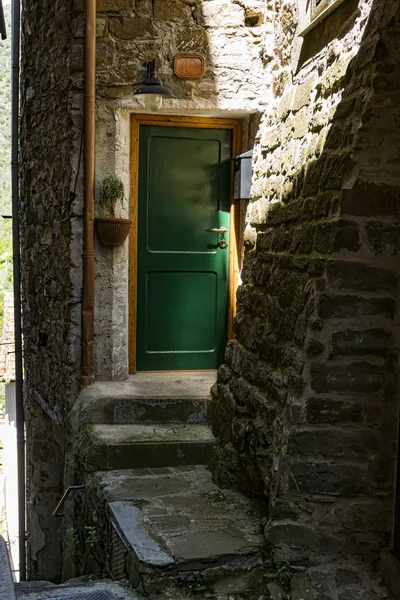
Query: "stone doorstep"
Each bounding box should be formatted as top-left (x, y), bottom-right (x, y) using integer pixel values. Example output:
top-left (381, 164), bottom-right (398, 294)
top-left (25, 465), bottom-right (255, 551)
top-left (92, 466), bottom-right (267, 596)
top-left (14, 580), bottom-right (140, 599)
top-left (86, 424), bottom-right (216, 471)
top-left (79, 373), bottom-right (216, 425)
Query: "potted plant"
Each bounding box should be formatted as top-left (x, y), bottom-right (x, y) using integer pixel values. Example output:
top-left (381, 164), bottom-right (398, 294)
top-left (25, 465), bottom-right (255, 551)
top-left (95, 175), bottom-right (132, 247)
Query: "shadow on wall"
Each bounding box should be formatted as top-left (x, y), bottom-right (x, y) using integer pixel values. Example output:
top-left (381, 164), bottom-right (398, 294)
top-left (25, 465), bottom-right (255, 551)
top-left (211, 0), bottom-right (400, 563)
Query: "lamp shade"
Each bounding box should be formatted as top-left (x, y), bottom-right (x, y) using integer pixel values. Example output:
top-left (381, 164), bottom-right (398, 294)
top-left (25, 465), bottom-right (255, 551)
top-left (133, 60), bottom-right (174, 111)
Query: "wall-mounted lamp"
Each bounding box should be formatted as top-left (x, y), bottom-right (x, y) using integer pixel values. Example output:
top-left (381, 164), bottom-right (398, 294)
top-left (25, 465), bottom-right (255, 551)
top-left (133, 60), bottom-right (174, 112)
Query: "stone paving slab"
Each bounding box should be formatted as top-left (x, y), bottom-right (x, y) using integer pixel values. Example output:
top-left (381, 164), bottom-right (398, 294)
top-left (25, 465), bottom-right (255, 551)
top-left (80, 373), bottom-right (215, 425)
top-left (109, 501), bottom-right (174, 568)
top-left (81, 373), bottom-right (216, 401)
top-left (89, 424), bottom-right (215, 445)
top-left (86, 424), bottom-right (215, 471)
top-left (95, 466), bottom-right (265, 571)
top-left (266, 562), bottom-right (392, 600)
top-left (15, 580), bottom-right (139, 600)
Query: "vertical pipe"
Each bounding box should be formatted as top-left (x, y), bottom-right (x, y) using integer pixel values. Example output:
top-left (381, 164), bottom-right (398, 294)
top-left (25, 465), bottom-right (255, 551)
top-left (11, 0), bottom-right (26, 581)
top-left (81, 0), bottom-right (96, 387)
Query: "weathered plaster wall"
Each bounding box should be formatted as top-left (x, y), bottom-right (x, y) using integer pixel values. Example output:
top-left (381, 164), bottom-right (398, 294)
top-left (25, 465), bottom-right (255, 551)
top-left (211, 0), bottom-right (400, 565)
top-left (20, 0), bottom-right (80, 581)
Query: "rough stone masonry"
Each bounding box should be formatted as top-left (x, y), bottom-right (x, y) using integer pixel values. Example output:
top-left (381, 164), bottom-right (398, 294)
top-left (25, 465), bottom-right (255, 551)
top-left (20, 0), bottom-right (266, 580)
top-left (19, 0), bottom-right (400, 584)
top-left (211, 0), bottom-right (400, 568)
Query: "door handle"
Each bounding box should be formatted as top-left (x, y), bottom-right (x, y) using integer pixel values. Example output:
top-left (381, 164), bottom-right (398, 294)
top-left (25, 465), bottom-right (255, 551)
top-left (210, 227), bottom-right (228, 235)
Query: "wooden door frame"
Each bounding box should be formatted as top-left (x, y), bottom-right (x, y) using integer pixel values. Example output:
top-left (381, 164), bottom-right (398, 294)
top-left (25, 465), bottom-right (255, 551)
top-left (129, 114), bottom-right (242, 374)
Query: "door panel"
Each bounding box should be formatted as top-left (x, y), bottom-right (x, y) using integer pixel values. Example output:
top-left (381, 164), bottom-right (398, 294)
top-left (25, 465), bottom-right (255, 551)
top-left (146, 271), bottom-right (217, 353)
top-left (136, 125), bottom-right (232, 371)
top-left (147, 136), bottom-right (221, 253)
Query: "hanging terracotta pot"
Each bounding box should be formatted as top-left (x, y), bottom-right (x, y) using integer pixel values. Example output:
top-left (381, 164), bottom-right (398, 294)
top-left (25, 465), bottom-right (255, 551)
top-left (95, 217), bottom-right (132, 247)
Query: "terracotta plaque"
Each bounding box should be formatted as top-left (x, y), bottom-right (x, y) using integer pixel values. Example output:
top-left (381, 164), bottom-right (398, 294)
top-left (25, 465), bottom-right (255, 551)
top-left (174, 54), bottom-right (205, 79)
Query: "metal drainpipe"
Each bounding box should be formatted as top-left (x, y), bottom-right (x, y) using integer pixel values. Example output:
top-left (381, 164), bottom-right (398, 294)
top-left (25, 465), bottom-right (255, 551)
top-left (11, 0), bottom-right (26, 581)
top-left (81, 0), bottom-right (96, 387)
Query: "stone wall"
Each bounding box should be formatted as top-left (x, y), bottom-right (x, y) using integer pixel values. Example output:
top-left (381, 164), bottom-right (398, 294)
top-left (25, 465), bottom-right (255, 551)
top-left (20, 0), bottom-right (80, 581)
top-left (64, 0), bottom-right (268, 381)
top-left (20, 0), bottom-right (400, 581)
top-left (20, 0), bottom-right (269, 581)
top-left (211, 0), bottom-right (400, 565)
top-left (81, 0), bottom-right (267, 380)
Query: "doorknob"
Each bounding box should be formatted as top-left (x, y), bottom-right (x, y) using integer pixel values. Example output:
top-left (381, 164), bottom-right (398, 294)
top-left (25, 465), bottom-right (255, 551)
top-left (210, 227), bottom-right (228, 235)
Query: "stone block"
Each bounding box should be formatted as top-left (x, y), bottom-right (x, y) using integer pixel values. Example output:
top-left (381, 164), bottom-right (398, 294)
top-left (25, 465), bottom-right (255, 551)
top-left (74, 0), bottom-right (134, 9)
top-left (307, 565), bottom-right (338, 599)
top-left (292, 76), bottom-right (315, 112)
top-left (267, 582), bottom-right (285, 600)
top-left (335, 568), bottom-right (362, 586)
top-left (285, 459), bottom-right (373, 495)
top-left (154, 0), bottom-right (190, 21)
top-left (313, 220), bottom-right (360, 254)
top-left (277, 91), bottom-right (293, 120)
top-left (103, 86), bottom-right (132, 98)
top-left (341, 498), bottom-right (392, 533)
top-left (198, 1), bottom-right (244, 28)
top-left (109, 16), bottom-right (153, 38)
top-left (176, 26), bottom-right (209, 54)
top-left (321, 152), bottom-right (354, 189)
top-left (342, 179), bottom-right (400, 217)
top-left (288, 427), bottom-right (382, 458)
top-left (327, 260), bottom-right (397, 294)
top-left (268, 198), bottom-right (304, 225)
top-left (292, 108), bottom-right (311, 139)
top-left (374, 66), bottom-right (400, 92)
top-left (320, 57), bottom-right (352, 96)
top-left (332, 222), bottom-right (360, 252)
top-left (310, 361), bottom-right (385, 394)
top-left (209, 384), bottom-right (236, 445)
top-left (302, 159), bottom-right (325, 196)
top-left (261, 126), bottom-right (281, 151)
top-left (305, 397), bottom-right (374, 425)
top-left (319, 293), bottom-right (396, 318)
top-left (330, 328), bottom-right (390, 358)
top-left (70, 40), bottom-right (84, 72)
top-left (365, 222), bottom-right (400, 255)
top-left (291, 573), bottom-right (315, 600)
top-left (72, 15), bottom-right (108, 37)
top-left (266, 521), bottom-right (343, 556)
top-left (305, 339), bottom-right (324, 355)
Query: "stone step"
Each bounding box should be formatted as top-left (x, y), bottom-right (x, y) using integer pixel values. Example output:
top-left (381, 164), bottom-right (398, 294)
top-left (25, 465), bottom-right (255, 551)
top-left (89, 466), bottom-right (268, 598)
top-left (79, 373), bottom-right (215, 425)
top-left (84, 424), bottom-right (215, 471)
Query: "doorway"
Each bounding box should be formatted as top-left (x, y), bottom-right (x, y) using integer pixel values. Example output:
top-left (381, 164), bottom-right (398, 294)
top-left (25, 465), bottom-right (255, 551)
top-left (129, 115), bottom-right (241, 373)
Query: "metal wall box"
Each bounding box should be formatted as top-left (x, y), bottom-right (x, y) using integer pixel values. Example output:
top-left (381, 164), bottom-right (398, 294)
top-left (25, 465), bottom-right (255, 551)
top-left (234, 150), bottom-right (253, 200)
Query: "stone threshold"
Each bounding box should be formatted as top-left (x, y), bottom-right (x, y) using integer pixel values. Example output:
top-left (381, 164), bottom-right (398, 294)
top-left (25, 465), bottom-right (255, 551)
top-left (79, 372), bottom-right (216, 425)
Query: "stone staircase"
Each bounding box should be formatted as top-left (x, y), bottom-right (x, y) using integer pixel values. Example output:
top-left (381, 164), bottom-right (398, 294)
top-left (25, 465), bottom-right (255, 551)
top-left (77, 374), bottom-right (269, 599)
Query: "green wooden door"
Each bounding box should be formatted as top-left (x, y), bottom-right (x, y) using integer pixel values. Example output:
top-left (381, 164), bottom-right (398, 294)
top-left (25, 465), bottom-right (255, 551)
top-left (136, 124), bottom-right (232, 371)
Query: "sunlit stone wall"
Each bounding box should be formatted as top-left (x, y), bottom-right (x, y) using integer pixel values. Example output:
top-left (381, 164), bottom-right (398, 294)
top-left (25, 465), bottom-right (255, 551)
top-left (211, 0), bottom-right (400, 564)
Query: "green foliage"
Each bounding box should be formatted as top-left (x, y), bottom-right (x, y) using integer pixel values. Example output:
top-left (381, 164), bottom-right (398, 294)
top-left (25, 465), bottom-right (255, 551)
top-left (0, 6), bottom-right (11, 218)
top-left (0, 5), bottom-right (13, 302)
top-left (84, 525), bottom-right (99, 549)
top-left (66, 528), bottom-right (80, 545)
top-left (276, 562), bottom-right (293, 590)
top-left (99, 175), bottom-right (124, 205)
top-left (67, 525), bottom-right (99, 550)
